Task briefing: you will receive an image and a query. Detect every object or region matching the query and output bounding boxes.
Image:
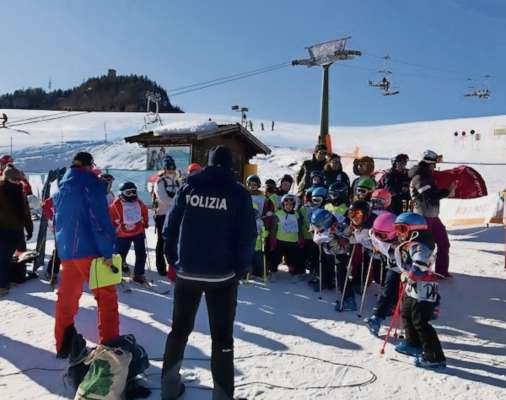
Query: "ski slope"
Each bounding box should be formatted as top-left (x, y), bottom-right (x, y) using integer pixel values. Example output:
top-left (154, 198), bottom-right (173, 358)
top-left (0, 109), bottom-right (505, 399)
top-left (0, 223), bottom-right (504, 399)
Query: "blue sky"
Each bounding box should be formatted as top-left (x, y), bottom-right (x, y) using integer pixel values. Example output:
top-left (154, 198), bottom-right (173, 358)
top-left (1, 0), bottom-right (505, 126)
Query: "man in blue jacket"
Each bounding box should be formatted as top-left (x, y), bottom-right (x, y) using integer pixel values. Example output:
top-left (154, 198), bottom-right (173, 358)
top-left (53, 152), bottom-right (118, 358)
top-left (161, 145), bottom-right (256, 400)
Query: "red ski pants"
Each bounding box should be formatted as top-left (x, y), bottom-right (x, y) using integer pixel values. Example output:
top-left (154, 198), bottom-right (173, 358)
top-left (54, 257), bottom-right (119, 352)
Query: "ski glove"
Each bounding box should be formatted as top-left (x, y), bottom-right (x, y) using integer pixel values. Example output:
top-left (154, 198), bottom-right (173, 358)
top-left (167, 264), bottom-right (177, 282)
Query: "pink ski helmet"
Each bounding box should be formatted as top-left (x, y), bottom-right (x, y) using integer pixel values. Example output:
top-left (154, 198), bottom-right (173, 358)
top-left (372, 211), bottom-right (397, 242)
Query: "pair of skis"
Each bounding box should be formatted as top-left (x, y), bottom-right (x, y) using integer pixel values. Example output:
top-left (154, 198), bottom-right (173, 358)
top-left (120, 277), bottom-right (170, 295)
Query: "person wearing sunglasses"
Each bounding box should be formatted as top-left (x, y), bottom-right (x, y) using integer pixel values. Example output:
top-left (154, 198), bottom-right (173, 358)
top-left (353, 176), bottom-right (377, 202)
top-left (364, 212), bottom-right (401, 336)
top-left (109, 181), bottom-right (149, 283)
top-left (378, 154), bottom-right (411, 215)
top-left (268, 194), bottom-right (305, 282)
top-left (153, 155), bottom-right (181, 277)
top-left (300, 186), bottom-right (328, 287)
top-left (323, 153), bottom-right (350, 189)
top-left (311, 209), bottom-right (354, 309)
top-left (346, 200), bottom-right (379, 311)
top-left (391, 212), bottom-right (445, 369)
top-left (370, 188), bottom-right (392, 216)
top-left (408, 150), bottom-right (456, 278)
top-left (0, 167), bottom-right (33, 296)
top-left (52, 151), bottom-right (118, 359)
top-left (296, 144), bottom-right (327, 198)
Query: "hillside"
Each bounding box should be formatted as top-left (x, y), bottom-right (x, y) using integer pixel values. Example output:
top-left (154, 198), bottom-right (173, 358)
top-left (0, 71), bottom-right (182, 113)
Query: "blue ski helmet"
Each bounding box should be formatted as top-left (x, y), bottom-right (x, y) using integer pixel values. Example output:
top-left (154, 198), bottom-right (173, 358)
top-left (311, 186), bottom-right (328, 199)
top-left (395, 212), bottom-right (428, 231)
top-left (311, 209), bottom-right (334, 230)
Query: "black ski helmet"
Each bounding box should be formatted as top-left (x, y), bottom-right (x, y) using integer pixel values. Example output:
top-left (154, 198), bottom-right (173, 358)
top-left (246, 174), bottom-right (261, 187)
top-left (349, 199), bottom-right (370, 217)
top-left (119, 181), bottom-right (137, 192)
top-left (328, 182), bottom-right (349, 204)
top-left (391, 153), bottom-right (409, 166)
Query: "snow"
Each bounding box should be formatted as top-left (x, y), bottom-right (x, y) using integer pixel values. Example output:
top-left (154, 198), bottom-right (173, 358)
top-left (152, 120), bottom-right (219, 136)
top-left (0, 223), bottom-right (505, 399)
top-left (0, 109), bottom-right (505, 399)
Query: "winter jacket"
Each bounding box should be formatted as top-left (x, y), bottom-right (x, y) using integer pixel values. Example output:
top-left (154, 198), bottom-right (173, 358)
top-left (409, 163), bottom-right (449, 218)
top-left (53, 167), bottom-right (116, 261)
top-left (0, 180), bottom-right (33, 235)
top-left (250, 191), bottom-right (275, 230)
top-left (296, 156), bottom-right (326, 196)
top-left (323, 166), bottom-right (350, 189)
top-left (163, 166), bottom-right (257, 282)
top-left (109, 197), bottom-right (149, 238)
top-left (154, 173), bottom-right (180, 215)
top-left (378, 168), bottom-right (411, 214)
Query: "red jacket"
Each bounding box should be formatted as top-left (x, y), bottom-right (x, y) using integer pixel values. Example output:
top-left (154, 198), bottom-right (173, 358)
top-left (109, 197), bottom-right (149, 238)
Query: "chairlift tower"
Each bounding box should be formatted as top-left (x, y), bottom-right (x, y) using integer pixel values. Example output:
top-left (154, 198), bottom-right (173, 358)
top-left (231, 105), bottom-right (249, 127)
top-left (142, 91), bottom-right (163, 130)
top-left (292, 36), bottom-right (361, 151)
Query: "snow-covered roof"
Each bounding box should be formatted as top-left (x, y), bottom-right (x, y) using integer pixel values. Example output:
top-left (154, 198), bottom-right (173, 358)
top-left (152, 120), bottom-right (218, 136)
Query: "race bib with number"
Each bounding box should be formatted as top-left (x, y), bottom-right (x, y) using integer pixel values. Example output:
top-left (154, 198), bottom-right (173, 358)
top-left (122, 202), bottom-right (142, 230)
top-left (282, 214), bottom-right (299, 233)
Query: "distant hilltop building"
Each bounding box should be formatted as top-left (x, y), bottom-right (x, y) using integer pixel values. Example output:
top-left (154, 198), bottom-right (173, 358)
top-left (0, 71), bottom-right (182, 113)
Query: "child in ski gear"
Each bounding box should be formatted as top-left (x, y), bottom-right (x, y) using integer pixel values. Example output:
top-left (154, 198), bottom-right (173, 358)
top-left (0, 167), bottom-right (33, 296)
top-left (371, 188), bottom-right (392, 216)
top-left (311, 209), bottom-right (355, 309)
top-left (325, 182), bottom-right (350, 216)
top-left (296, 144), bottom-right (327, 197)
top-left (161, 145), bottom-right (256, 400)
top-left (250, 202), bottom-right (268, 278)
top-left (378, 154), bottom-right (411, 214)
top-left (53, 152), bottom-right (119, 358)
top-left (364, 212), bottom-right (401, 336)
top-left (277, 174), bottom-right (294, 197)
top-left (109, 181), bottom-right (149, 283)
top-left (409, 150), bottom-right (455, 277)
top-left (393, 212), bottom-right (446, 369)
top-left (246, 174), bottom-right (275, 229)
top-left (153, 155), bottom-right (181, 276)
top-left (353, 176), bottom-right (377, 202)
top-left (323, 153), bottom-right (350, 189)
top-left (264, 178), bottom-right (280, 209)
top-left (269, 194), bottom-right (305, 281)
top-left (305, 170), bottom-right (325, 197)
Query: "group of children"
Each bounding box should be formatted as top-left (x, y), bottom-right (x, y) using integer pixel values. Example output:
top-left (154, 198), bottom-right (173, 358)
top-left (245, 155), bottom-right (446, 370)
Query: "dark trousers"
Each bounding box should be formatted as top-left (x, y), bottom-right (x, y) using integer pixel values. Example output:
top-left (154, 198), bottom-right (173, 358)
top-left (426, 217), bottom-right (450, 277)
top-left (401, 296), bottom-right (445, 362)
top-left (269, 240), bottom-right (303, 274)
top-left (334, 253), bottom-right (353, 300)
top-left (0, 229), bottom-right (21, 289)
top-left (116, 233), bottom-right (146, 276)
top-left (155, 215), bottom-right (167, 275)
top-left (374, 269), bottom-right (400, 319)
top-left (319, 250), bottom-right (335, 289)
top-left (303, 239), bottom-right (319, 275)
top-left (251, 250), bottom-right (265, 278)
top-left (162, 277), bottom-right (238, 400)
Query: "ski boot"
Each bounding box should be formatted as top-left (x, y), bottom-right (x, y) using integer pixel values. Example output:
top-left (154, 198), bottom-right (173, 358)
top-left (364, 315), bottom-right (383, 336)
top-left (394, 341), bottom-right (422, 357)
top-left (414, 354), bottom-right (446, 369)
top-left (56, 324), bottom-right (78, 359)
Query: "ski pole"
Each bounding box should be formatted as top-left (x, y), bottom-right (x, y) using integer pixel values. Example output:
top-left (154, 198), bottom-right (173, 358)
top-left (263, 240), bottom-right (267, 283)
top-left (358, 251), bottom-right (375, 318)
top-left (380, 281), bottom-right (405, 355)
top-left (318, 244), bottom-right (323, 300)
top-left (339, 244), bottom-right (356, 311)
top-left (144, 235), bottom-right (152, 272)
top-left (360, 246), bottom-right (365, 294)
top-left (334, 255), bottom-right (339, 305)
top-left (379, 258), bottom-right (384, 287)
top-left (49, 248), bottom-right (57, 285)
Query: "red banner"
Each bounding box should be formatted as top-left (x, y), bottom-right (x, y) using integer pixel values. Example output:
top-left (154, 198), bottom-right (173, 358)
top-left (433, 166), bottom-right (487, 199)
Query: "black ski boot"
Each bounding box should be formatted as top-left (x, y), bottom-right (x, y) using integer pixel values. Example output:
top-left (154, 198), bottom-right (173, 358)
top-left (56, 324), bottom-right (77, 359)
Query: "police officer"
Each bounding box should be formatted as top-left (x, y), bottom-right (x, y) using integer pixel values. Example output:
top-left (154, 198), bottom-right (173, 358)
top-left (161, 145), bottom-right (257, 400)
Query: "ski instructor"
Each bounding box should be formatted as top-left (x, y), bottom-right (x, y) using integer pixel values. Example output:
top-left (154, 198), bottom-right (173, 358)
top-left (53, 151), bottom-right (119, 358)
top-left (161, 145), bottom-right (256, 400)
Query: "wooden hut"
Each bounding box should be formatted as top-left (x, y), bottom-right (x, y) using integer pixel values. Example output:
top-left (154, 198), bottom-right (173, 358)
top-left (124, 122), bottom-right (271, 181)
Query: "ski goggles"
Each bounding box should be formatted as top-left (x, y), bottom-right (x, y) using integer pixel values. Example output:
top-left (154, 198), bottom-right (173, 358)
top-left (122, 189), bottom-right (137, 196)
top-left (374, 231), bottom-right (389, 241)
top-left (371, 198), bottom-right (386, 208)
top-left (394, 223), bottom-right (427, 235)
top-left (311, 197), bottom-right (324, 205)
top-left (356, 187), bottom-right (371, 195)
top-left (348, 209), bottom-right (365, 219)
